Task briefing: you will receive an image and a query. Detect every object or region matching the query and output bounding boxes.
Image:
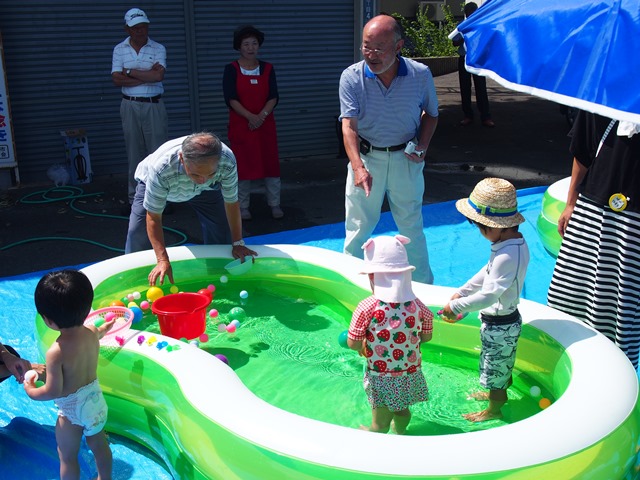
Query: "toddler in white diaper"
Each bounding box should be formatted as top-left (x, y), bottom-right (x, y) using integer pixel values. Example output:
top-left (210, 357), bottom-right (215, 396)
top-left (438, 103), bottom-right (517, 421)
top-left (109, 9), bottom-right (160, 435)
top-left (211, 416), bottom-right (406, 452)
top-left (24, 270), bottom-right (115, 480)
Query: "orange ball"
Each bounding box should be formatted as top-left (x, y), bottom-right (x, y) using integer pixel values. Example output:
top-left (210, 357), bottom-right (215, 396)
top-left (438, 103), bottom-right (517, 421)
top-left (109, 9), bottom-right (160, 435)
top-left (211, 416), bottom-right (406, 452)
top-left (110, 300), bottom-right (125, 307)
top-left (539, 397), bottom-right (552, 409)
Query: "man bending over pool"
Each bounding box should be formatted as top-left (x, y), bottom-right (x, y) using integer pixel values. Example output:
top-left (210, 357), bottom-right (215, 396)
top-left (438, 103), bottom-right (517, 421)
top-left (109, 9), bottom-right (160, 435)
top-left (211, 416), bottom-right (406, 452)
top-left (125, 132), bottom-right (257, 286)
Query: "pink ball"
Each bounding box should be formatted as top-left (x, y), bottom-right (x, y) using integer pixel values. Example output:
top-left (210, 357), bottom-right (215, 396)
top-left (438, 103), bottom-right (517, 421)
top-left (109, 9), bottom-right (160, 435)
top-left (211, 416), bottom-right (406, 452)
top-left (140, 300), bottom-right (150, 310)
top-left (226, 324), bottom-right (236, 333)
top-left (209, 309), bottom-right (219, 318)
top-left (207, 284), bottom-right (216, 292)
top-left (199, 333), bottom-right (209, 343)
top-left (104, 312), bottom-right (116, 322)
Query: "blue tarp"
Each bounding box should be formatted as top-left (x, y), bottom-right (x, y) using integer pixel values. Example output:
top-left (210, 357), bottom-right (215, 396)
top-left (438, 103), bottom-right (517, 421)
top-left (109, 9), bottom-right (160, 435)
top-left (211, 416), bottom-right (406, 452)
top-left (0, 187), bottom-right (556, 478)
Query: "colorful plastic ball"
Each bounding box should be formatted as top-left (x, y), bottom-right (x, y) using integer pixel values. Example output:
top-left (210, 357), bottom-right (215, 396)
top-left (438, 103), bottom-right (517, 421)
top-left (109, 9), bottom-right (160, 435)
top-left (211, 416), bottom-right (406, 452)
top-left (127, 293), bottom-right (135, 301)
top-left (230, 319), bottom-right (241, 328)
top-left (140, 300), bottom-right (150, 310)
top-left (214, 354), bottom-right (229, 365)
top-left (130, 306), bottom-right (143, 323)
top-left (110, 300), bottom-right (125, 307)
top-left (179, 337), bottom-right (188, 343)
top-left (226, 324), bottom-right (237, 333)
top-left (24, 369), bottom-right (38, 383)
top-left (529, 385), bottom-right (542, 397)
top-left (132, 291), bottom-right (141, 300)
top-left (209, 309), bottom-right (219, 318)
top-left (229, 307), bottom-right (246, 321)
top-left (127, 301), bottom-right (138, 308)
top-left (220, 275), bottom-right (228, 284)
top-left (146, 286), bottom-right (164, 302)
top-left (104, 312), bottom-right (117, 322)
top-left (199, 333), bottom-right (209, 343)
top-left (338, 330), bottom-right (349, 348)
top-left (94, 318), bottom-right (105, 328)
top-left (189, 339), bottom-right (200, 347)
top-left (539, 397), bottom-right (552, 409)
top-left (198, 288), bottom-right (213, 302)
top-left (170, 285), bottom-right (179, 294)
top-left (239, 290), bottom-right (249, 299)
top-left (208, 284), bottom-right (216, 292)
top-left (217, 323), bottom-right (227, 333)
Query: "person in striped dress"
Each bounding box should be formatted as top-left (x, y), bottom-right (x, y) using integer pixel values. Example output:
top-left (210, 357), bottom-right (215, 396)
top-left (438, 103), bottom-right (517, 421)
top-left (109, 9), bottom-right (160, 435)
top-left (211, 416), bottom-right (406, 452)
top-left (547, 111), bottom-right (640, 368)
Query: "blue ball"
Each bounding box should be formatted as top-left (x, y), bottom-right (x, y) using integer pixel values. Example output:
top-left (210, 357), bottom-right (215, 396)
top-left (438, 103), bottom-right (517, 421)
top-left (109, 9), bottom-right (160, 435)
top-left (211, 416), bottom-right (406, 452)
top-left (338, 330), bottom-right (349, 348)
top-left (130, 306), bottom-right (143, 323)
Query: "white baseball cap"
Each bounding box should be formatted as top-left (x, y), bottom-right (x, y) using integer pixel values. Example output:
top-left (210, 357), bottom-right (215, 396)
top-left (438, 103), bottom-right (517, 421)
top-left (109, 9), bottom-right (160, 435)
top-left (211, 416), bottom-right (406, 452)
top-left (125, 8), bottom-right (150, 27)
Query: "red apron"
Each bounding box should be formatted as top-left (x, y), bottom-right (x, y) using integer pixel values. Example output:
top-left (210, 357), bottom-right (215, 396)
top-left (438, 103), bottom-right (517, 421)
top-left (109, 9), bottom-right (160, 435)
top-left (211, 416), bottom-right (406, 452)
top-left (227, 61), bottom-right (280, 181)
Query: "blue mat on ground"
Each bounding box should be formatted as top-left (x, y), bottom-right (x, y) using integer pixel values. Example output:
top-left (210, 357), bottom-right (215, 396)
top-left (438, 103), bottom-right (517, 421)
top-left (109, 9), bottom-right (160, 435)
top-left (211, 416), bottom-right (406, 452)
top-left (0, 186), bottom-right (555, 478)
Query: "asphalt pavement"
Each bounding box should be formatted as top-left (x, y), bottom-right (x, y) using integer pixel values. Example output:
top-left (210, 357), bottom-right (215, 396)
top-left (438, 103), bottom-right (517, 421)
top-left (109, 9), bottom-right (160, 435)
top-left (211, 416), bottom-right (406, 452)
top-left (0, 72), bottom-right (572, 278)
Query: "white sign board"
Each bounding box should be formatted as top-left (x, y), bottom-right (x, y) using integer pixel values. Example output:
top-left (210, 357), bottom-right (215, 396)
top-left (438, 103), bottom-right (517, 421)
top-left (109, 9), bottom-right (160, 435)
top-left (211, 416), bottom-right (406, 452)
top-left (0, 32), bottom-right (17, 169)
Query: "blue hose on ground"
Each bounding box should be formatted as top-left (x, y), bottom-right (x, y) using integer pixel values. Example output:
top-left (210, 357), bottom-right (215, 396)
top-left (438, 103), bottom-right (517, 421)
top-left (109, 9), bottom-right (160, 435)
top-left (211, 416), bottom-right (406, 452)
top-left (0, 186), bottom-right (187, 252)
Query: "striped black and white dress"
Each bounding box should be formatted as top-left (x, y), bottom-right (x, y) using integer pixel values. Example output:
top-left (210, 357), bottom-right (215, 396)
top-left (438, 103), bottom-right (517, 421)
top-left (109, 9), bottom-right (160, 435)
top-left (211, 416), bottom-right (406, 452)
top-left (547, 112), bottom-right (640, 368)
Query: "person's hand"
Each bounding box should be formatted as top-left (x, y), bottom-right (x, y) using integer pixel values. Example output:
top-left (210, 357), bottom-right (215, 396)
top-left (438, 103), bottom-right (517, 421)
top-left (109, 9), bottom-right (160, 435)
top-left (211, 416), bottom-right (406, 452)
top-left (354, 165), bottom-right (372, 197)
top-left (149, 259), bottom-right (174, 286)
top-left (439, 304), bottom-right (458, 323)
top-left (95, 317), bottom-right (116, 340)
top-left (248, 113), bottom-right (264, 131)
top-left (450, 292), bottom-right (462, 301)
top-left (2, 352), bottom-right (33, 383)
top-left (557, 204), bottom-right (575, 238)
top-left (232, 245), bottom-right (258, 261)
top-left (151, 62), bottom-right (164, 72)
top-left (405, 144), bottom-right (427, 163)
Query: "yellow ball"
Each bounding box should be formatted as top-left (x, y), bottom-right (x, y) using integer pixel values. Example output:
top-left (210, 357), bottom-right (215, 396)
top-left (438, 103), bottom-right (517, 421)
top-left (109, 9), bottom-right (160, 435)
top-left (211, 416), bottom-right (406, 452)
top-left (170, 285), bottom-right (179, 294)
top-left (146, 286), bottom-right (164, 302)
top-left (539, 397), bottom-right (552, 410)
top-left (127, 301), bottom-right (138, 308)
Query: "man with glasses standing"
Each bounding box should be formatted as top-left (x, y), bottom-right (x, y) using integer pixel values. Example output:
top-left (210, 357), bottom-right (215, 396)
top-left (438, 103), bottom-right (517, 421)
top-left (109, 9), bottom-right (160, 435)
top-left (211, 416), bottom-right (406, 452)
top-left (339, 14), bottom-right (439, 284)
top-left (112, 8), bottom-right (169, 211)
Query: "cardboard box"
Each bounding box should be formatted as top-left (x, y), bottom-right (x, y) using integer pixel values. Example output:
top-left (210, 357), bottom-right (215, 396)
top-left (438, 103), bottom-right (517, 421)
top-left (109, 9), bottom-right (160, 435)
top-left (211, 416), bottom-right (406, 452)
top-left (61, 129), bottom-right (92, 184)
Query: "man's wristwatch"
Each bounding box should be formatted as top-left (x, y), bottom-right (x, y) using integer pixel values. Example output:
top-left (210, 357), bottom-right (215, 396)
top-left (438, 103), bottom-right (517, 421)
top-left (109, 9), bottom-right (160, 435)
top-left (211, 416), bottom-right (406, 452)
top-left (126, 69), bottom-right (132, 77)
top-left (232, 240), bottom-right (245, 247)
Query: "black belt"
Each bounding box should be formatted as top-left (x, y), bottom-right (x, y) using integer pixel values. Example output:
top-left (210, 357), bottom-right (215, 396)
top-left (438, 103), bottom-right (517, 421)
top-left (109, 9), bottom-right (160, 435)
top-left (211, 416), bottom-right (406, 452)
top-left (480, 310), bottom-right (521, 325)
top-left (122, 95), bottom-right (162, 103)
top-left (359, 137), bottom-right (407, 154)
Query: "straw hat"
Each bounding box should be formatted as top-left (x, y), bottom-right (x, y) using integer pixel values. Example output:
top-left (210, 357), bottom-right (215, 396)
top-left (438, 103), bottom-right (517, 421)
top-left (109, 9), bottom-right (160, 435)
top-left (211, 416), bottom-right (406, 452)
top-left (455, 178), bottom-right (525, 228)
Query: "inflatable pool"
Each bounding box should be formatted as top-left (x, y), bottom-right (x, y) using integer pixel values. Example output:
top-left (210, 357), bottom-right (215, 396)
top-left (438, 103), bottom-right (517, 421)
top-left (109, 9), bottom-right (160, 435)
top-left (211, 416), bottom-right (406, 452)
top-left (537, 177), bottom-right (570, 257)
top-left (34, 245), bottom-right (640, 479)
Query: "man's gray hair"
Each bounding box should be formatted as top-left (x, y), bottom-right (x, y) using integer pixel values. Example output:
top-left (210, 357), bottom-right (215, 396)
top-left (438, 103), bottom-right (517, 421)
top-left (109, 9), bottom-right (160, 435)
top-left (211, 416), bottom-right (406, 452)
top-left (181, 132), bottom-right (222, 165)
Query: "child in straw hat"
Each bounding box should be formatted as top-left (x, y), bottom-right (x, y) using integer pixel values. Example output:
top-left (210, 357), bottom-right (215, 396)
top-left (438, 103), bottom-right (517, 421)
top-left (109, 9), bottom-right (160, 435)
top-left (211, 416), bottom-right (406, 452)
top-left (347, 235), bottom-right (433, 434)
top-left (441, 178), bottom-right (530, 422)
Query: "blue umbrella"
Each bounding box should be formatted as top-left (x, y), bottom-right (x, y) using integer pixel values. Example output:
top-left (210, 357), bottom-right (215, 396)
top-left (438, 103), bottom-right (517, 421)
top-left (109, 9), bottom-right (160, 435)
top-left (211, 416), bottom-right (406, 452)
top-left (452, 0), bottom-right (640, 123)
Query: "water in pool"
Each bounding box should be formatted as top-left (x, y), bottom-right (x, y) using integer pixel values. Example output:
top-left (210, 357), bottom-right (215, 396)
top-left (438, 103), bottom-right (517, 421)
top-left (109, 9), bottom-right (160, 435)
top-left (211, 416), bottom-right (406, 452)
top-left (101, 269), bottom-right (555, 436)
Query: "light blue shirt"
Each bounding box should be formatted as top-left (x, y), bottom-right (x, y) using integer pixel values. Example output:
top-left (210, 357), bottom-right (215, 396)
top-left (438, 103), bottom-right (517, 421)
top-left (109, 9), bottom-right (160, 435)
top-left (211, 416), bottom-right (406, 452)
top-left (134, 136), bottom-right (239, 214)
top-left (339, 56), bottom-right (439, 147)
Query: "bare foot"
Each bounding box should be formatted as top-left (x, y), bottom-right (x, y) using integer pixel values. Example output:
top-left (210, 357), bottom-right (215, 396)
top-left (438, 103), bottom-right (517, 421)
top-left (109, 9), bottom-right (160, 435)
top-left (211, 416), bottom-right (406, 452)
top-left (467, 391), bottom-right (490, 401)
top-left (463, 409), bottom-right (503, 422)
top-left (390, 420), bottom-right (406, 435)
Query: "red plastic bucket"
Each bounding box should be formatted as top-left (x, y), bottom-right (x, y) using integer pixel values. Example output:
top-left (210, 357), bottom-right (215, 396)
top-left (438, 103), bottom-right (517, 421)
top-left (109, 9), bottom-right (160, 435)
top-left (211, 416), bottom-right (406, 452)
top-left (151, 293), bottom-right (210, 340)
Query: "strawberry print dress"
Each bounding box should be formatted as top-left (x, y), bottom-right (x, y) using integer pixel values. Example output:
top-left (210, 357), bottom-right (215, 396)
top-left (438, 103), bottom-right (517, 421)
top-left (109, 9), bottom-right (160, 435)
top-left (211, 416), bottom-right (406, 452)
top-left (348, 296), bottom-right (433, 411)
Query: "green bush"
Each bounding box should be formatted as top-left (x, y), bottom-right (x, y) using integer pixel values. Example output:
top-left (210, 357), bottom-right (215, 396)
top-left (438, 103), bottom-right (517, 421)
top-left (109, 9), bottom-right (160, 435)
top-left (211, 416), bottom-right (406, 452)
top-left (393, 4), bottom-right (460, 57)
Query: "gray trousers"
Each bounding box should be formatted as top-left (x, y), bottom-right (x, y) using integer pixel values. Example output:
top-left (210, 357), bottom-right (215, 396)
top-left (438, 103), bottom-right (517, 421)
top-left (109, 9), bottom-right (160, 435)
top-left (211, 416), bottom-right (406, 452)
top-left (120, 98), bottom-right (168, 203)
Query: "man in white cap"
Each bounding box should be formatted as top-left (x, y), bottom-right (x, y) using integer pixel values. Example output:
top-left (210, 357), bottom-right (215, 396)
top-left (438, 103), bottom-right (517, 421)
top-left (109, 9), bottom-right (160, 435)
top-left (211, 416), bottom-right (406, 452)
top-left (112, 8), bottom-right (168, 211)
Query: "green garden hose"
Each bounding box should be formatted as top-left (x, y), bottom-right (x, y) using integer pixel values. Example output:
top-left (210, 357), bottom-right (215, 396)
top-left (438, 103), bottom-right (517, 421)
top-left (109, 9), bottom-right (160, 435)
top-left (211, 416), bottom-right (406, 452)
top-left (1, 186), bottom-right (187, 252)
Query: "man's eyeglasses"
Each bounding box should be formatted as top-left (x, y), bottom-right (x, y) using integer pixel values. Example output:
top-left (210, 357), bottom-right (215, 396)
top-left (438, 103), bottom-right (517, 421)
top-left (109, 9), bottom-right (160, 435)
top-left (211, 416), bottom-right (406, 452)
top-left (360, 44), bottom-right (393, 55)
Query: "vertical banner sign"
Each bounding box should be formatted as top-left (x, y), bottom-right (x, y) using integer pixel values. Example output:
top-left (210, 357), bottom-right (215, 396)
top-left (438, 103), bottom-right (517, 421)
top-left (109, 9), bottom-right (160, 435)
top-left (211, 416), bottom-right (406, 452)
top-left (0, 32), bottom-right (17, 169)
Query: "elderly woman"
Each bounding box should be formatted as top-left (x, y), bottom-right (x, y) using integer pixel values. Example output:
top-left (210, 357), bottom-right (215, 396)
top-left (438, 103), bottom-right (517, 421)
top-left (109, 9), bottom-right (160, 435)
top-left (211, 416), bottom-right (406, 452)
top-left (222, 25), bottom-right (282, 221)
